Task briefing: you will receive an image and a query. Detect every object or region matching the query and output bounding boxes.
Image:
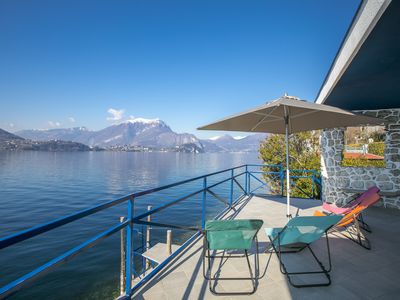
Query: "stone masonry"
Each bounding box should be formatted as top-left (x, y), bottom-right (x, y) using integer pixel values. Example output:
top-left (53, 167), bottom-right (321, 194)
top-left (320, 108), bottom-right (400, 209)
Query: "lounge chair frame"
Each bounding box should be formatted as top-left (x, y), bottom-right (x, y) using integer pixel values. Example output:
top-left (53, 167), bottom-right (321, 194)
top-left (202, 236), bottom-right (260, 295)
top-left (323, 210), bottom-right (372, 233)
top-left (330, 216), bottom-right (371, 250)
top-left (267, 227), bottom-right (334, 288)
top-left (320, 213), bottom-right (371, 249)
top-left (357, 213), bottom-right (371, 233)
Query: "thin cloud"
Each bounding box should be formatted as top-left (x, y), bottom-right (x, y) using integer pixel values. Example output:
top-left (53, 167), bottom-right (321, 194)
top-left (68, 117), bottom-right (76, 123)
top-left (8, 123), bottom-right (14, 128)
top-left (48, 121), bottom-right (61, 127)
top-left (107, 108), bottom-right (125, 121)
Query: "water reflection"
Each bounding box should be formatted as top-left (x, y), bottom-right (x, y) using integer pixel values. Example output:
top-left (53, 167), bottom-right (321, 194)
top-left (0, 151), bottom-right (260, 299)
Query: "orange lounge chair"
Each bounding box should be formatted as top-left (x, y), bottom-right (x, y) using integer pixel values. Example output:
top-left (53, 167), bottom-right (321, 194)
top-left (314, 192), bottom-right (381, 250)
top-left (322, 186), bottom-right (379, 215)
top-left (322, 186), bottom-right (380, 232)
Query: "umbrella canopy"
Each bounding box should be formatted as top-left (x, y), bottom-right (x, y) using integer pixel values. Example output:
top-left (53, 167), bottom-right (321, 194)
top-left (198, 95), bottom-right (383, 134)
top-left (198, 94), bottom-right (384, 217)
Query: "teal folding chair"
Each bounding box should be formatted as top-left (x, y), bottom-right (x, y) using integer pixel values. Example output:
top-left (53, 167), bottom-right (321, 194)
top-left (265, 215), bottom-right (342, 288)
top-left (203, 219), bottom-right (263, 295)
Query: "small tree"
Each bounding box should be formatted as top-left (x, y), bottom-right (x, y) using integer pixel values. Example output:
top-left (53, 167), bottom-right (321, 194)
top-left (259, 131), bottom-right (321, 198)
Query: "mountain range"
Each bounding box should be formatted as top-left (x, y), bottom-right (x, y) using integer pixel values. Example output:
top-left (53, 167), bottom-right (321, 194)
top-left (0, 128), bottom-right (24, 142)
top-left (16, 118), bottom-right (267, 152)
top-left (0, 128), bottom-right (100, 152)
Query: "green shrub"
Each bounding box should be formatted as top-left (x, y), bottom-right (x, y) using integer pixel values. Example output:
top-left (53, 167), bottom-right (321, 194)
top-left (368, 142), bottom-right (385, 156)
top-left (342, 158), bottom-right (385, 168)
top-left (259, 132), bottom-right (321, 199)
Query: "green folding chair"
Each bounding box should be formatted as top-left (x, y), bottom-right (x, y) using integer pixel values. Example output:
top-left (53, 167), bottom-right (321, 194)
top-left (265, 215), bottom-right (342, 288)
top-left (203, 219), bottom-right (263, 295)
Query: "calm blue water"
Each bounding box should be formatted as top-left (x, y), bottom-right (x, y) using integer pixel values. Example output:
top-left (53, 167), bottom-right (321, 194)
top-left (0, 151), bottom-right (260, 299)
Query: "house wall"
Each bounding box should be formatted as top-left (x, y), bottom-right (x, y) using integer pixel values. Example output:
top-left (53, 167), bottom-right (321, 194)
top-left (321, 108), bottom-right (400, 209)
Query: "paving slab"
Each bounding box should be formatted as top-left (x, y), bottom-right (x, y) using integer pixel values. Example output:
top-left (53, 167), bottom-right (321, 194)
top-left (133, 194), bottom-right (400, 299)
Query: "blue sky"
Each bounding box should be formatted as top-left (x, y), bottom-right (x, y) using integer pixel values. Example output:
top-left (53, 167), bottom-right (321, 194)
top-left (0, 0), bottom-right (360, 138)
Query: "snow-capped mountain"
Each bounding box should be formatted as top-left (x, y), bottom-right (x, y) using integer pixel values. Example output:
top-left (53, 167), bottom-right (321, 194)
top-left (91, 119), bottom-right (201, 148)
top-left (17, 118), bottom-right (202, 149)
top-left (16, 118), bottom-right (266, 152)
top-left (204, 134), bottom-right (266, 152)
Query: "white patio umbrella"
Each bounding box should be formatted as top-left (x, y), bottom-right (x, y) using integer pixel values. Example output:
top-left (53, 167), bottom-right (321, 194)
top-left (198, 94), bottom-right (384, 217)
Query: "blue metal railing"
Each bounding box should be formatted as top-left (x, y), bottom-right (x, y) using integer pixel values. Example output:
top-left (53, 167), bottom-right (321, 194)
top-left (247, 164), bottom-right (321, 199)
top-left (0, 164), bottom-right (320, 299)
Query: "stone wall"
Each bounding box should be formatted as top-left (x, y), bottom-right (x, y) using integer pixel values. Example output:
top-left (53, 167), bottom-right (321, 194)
top-left (320, 108), bottom-right (400, 209)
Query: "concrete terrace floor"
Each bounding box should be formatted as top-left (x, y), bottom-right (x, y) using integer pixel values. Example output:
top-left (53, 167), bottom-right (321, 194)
top-left (133, 195), bottom-right (400, 300)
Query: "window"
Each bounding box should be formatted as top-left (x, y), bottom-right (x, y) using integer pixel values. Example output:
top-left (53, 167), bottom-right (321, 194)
top-left (342, 126), bottom-right (386, 168)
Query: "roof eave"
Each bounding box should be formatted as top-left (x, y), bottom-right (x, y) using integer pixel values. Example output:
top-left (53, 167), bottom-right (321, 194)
top-left (315, 0), bottom-right (392, 105)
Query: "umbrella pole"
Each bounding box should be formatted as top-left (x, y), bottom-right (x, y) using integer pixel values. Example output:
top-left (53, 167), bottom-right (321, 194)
top-left (285, 117), bottom-right (291, 218)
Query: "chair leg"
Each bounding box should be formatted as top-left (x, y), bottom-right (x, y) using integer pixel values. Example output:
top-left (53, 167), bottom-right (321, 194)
top-left (332, 220), bottom-right (371, 250)
top-left (357, 214), bottom-right (372, 233)
top-left (203, 238), bottom-right (260, 295)
top-left (268, 233), bottom-right (332, 288)
top-left (354, 218), bottom-right (371, 249)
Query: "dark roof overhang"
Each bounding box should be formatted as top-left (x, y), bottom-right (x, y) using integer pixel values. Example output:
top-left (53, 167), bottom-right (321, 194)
top-left (317, 0), bottom-right (400, 110)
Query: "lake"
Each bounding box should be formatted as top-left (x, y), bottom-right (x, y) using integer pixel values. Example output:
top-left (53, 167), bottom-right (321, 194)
top-left (0, 151), bottom-right (260, 299)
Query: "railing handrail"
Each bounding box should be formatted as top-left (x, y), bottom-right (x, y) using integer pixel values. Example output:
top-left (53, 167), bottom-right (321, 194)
top-left (246, 163), bottom-right (282, 167)
top-left (247, 164), bottom-right (320, 174)
top-left (0, 164), bottom-right (247, 249)
top-left (0, 194), bottom-right (132, 249)
top-left (0, 164), bottom-right (248, 298)
top-left (0, 163), bottom-right (321, 299)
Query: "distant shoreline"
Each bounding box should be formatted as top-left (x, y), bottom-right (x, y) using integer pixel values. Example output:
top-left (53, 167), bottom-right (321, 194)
top-left (0, 139), bottom-right (103, 152)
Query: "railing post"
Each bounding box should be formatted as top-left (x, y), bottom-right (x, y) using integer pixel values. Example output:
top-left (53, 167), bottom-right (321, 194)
top-left (248, 167), bottom-right (251, 194)
top-left (141, 225), bottom-right (145, 274)
top-left (125, 196), bottom-right (134, 296)
top-left (245, 165), bottom-right (248, 195)
top-left (311, 173), bottom-right (315, 199)
top-left (202, 177), bottom-right (207, 230)
top-left (230, 169), bottom-right (234, 208)
top-left (166, 230), bottom-right (172, 255)
top-left (319, 175), bottom-right (322, 199)
top-left (146, 205), bottom-right (152, 270)
top-left (280, 165), bottom-right (284, 196)
top-left (120, 216), bottom-right (126, 296)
